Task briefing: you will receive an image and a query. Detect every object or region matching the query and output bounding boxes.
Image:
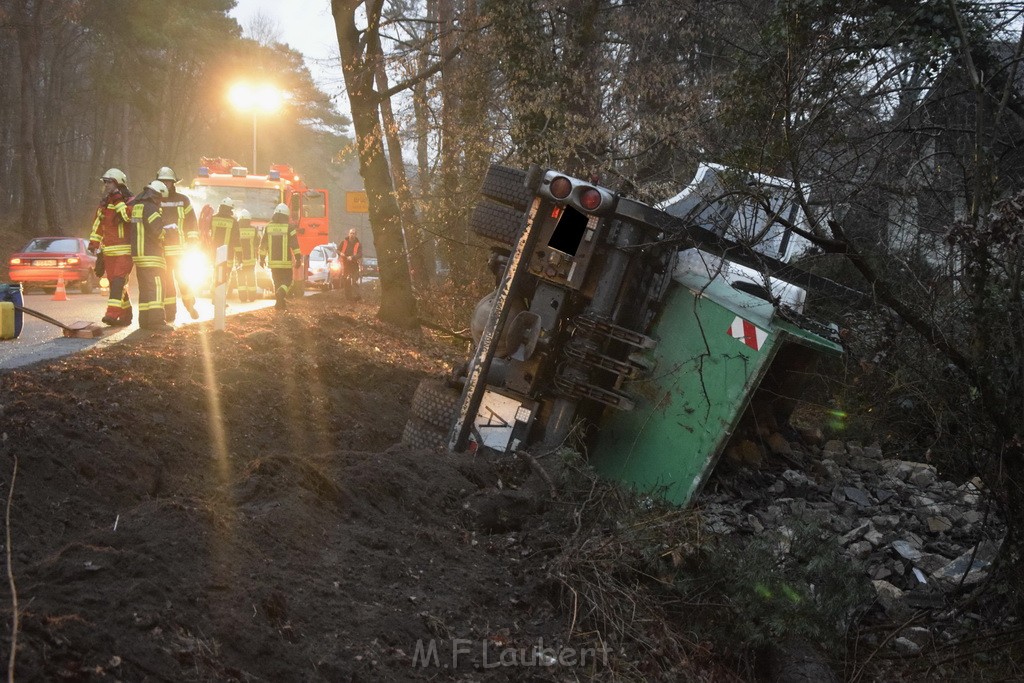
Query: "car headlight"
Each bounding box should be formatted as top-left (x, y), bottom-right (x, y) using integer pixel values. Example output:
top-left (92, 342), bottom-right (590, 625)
top-left (179, 249), bottom-right (212, 291)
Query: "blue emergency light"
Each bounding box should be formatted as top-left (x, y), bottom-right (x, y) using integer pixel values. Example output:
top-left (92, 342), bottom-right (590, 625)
top-left (198, 166), bottom-right (210, 177)
top-left (268, 170), bottom-right (281, 181)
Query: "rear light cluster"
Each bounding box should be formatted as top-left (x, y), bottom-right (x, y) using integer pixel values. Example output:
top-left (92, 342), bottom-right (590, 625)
top-left (540, 172), bottom-right (617, 215)
top-left (9, 257), bottom-right (82, 266)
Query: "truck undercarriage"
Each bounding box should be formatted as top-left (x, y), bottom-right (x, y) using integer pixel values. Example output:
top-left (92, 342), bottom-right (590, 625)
top-left (404, 164), bottom-right (859, 504)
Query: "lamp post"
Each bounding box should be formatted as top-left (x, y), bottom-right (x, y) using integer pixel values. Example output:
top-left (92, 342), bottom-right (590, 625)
top-left (228, 83), bottom-right (284, 173)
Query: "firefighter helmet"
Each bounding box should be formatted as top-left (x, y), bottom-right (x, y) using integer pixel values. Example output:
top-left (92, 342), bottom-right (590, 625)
top-left (274, 203), bottom-right (289, 216)
top-left (101, 168), bottom-right (127, 185)
top-left (236, 209), bottom-right (251, 220)
top-left (147, 180), bottom-right (169, 198)
top-left (156, 166), bottom-right (179, 183)
top-left (220, 197), bottom-right (235, 208)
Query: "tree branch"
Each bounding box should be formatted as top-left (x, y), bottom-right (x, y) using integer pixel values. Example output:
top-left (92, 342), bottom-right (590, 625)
top-left (376, 47), bottom-right (461, 102)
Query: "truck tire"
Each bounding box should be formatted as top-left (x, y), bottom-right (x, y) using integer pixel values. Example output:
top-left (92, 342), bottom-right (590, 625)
top-left (470, 199), bottom-right (524, 246)
top-left (402, 379), bottom-right (462, 450)
top-left (401, 416), bottom-right (449, 451)
top-left (480, 164), bottom-right (532, 211)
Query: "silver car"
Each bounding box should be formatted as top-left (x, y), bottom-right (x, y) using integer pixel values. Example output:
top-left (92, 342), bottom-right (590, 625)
top-left (307, 243), bottom-right (338, 289)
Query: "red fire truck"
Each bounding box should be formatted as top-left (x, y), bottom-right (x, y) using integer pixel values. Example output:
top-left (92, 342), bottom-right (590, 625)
top-left (189, 157), bottom-right (330, 262)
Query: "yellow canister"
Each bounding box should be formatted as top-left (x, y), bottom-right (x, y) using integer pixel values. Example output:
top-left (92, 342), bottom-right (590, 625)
top-left (0, 301), bottom-right (14, 340)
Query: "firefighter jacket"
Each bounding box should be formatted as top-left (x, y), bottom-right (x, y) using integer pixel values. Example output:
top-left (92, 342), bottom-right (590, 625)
top-left (210, 209), bottom-right (238, 261)
top-left (89, 188), bottom-right (133, 257)
top-left (128, 190), bottom-right (165, 269)
top-left (234, 219), bottom-right (259, 265)
top-left (160, 190), bottom-right (198, 257)
top-left (260, 217), bottom-right (301, 268)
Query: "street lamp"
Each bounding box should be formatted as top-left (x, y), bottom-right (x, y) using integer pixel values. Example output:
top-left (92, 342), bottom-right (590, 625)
top-left (228, 82), bottom-right (284, 174)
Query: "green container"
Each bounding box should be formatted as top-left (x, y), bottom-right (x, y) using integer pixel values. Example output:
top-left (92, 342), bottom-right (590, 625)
top-left (591, 270), bottom-right (842, 506)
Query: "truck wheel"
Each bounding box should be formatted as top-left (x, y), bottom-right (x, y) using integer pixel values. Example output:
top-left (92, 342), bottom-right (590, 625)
top-left (402, 379), bottom-right (462, 450)
top-left (470, 198), bottom-right (524, 246)
top-left (401, 417), bottom-right (450, 451)
top-left (480, 164), bottom-right (532, 211)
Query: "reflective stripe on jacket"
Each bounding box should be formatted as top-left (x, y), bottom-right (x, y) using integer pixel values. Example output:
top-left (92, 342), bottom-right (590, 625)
top-left (129, 194), bottom-right (165, 269)
top-left (339, 237), bottom-right (361, 259)
top-left (260, 220), bottom-right (300, 268)
top-left (235, 220), bottom-right (259, 264)
top-left (160, 193), bottom-right (197, 256)
top-left (210, 214), bottom-right (237, 257)
top-left (90, 189), bottom-right (133, 255)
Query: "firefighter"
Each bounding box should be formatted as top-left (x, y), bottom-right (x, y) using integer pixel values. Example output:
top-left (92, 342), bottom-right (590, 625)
top-left (209, 197), bottom-right (238, 294)
top-left (89, 168), bottom-right (135, 326)
top-left (234, 209), bottom-right (259, 302)
top-left (338, 228), bottom-right (363, 301)
top-left (260, 203), bottom-right (301, 310)
top-left (129, 180), bottom-right (173, 332)
top-left (155, 167), bottom-right (199, 321)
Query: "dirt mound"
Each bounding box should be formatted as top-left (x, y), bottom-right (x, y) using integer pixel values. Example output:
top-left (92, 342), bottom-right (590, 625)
top-left (0, 292), bottom-right (571, 681)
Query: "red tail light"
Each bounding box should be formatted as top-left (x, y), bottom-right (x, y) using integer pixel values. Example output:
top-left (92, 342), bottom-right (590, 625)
top-left (66, 257), bottom-right (80, 265)
top-left (538, 168), bottom-right (617, 215)
top-left (579, 189), bottom-right (602, 211)
top-left (549, 176), bottom-right (572, 199)
top-left (9, 258), bottom-right (21, 265)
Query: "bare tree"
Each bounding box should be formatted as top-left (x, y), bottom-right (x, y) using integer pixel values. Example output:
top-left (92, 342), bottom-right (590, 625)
top-left (332, 0), bottom-right (460, 326)
top-left (244, 10), bottom-right (283, 47)
top-left (704, 0), bottom-right (1024, 604)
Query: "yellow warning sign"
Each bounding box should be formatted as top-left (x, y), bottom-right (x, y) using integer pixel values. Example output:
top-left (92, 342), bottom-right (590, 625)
top-left (345, 191), bottom-right (369, 213)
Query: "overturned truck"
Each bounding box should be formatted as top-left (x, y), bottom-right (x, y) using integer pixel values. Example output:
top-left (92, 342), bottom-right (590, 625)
top-left (404, 164), bottom-right (859, 505)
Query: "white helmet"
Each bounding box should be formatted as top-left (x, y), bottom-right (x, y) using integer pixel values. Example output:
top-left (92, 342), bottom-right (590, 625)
top-left (156, 166), bottom-right (178, 182)
top-left (101, 168), bottom-right (127, 185)
top-left (236, 209), bottom-right (251, 220)
top-left (147, 180), bottom-right (169, 198)
top-left (220, 197), bottom-right (235, 208)
top-left (274, 203), bottom-right (289, 216)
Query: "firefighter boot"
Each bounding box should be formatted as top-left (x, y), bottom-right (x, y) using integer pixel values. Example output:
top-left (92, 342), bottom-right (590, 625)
top-left (275, 286), bottom-right (287, 310)
top-left (184, 298), bottom-right (199, 320)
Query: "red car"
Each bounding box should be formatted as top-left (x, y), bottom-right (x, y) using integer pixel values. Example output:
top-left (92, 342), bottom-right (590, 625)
top-left (8, 236), bottom-right (99, 294)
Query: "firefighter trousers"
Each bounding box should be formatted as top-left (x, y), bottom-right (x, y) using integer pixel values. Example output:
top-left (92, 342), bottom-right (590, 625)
top-left (270, 267), bottom-right (293, 295)
top-left (136, 266), bottom-right (166, 329)
top-left (162, 252), bottom-right (197, 321)
top-left (103, 254), bottom-right (133, 324)
top-left (236, 260), bottom-right (257, 302)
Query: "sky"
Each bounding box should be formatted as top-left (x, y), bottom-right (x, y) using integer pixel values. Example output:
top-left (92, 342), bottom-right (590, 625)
top-left (229, 0), bottom-right (343, 96)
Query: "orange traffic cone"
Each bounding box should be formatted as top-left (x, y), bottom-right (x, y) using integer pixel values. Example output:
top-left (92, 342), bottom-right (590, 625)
top-left (52, 273), bottom-right (68, 301)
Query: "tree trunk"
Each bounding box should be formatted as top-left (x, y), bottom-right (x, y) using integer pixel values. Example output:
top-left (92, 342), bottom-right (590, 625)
top-left (412, 35), bottom-right (436, 282)
top-left (14, 0), bottom-right (41, 235)
top-left (372, 43), bottom-right (432, 289)
top-left (435, 0), bottom-right (467, 268)
top-left (332, 0), bottom-right (418, 327)
top-left (15, 0), bottom-right (62, 232)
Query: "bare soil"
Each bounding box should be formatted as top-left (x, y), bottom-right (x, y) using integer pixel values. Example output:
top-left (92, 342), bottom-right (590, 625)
top-left (0, 289), bottom-right (580, 681)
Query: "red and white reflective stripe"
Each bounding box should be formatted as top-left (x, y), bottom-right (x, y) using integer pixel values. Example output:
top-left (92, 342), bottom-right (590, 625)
top-left (728, 316), bottom-right (767, 351)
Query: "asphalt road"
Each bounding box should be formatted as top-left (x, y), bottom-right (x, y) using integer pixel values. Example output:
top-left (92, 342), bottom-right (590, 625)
top-left (0, 287), bottom-right (289, 371)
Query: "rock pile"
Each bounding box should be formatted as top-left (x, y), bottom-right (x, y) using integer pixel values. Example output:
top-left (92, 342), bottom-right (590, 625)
top-left (703, 436), bottom-right (1005, 648)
